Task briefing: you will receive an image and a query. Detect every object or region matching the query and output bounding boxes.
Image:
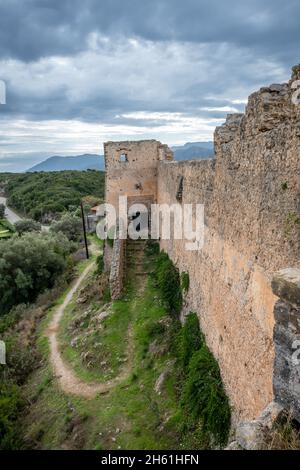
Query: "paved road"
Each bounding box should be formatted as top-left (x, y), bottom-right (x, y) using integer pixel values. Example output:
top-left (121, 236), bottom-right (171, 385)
top-left (0, 196), bottom-right (22, 224)
top-left (0, 196), bottom-right (50, 231)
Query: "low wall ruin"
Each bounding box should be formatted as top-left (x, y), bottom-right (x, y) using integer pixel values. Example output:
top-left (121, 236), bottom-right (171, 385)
top-left (109, 238), bottom-right (126, 300)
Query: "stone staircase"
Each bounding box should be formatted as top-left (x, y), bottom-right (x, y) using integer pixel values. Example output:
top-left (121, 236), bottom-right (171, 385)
top-left (126, 239), bottom-right (149, 276)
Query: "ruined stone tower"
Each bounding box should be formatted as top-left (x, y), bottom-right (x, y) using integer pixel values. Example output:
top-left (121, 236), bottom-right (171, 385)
top-left (104, 139), bottom-right (173, 216)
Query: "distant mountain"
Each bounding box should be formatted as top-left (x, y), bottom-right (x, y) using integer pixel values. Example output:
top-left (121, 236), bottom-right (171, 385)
top-left (27, 154), bottom-right (104, 172)
top-left (172, 141), bottom-right (214, 161)
top-left (26, 143), bottom-right (214, 172)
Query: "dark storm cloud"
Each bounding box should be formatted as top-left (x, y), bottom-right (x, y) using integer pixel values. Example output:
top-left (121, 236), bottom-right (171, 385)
top-left (0, 0), bottom-right (299, 63)
top-left (0, 0), bottom-right (299, 171)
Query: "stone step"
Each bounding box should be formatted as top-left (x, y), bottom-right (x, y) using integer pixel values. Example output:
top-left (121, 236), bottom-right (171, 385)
top-left (127, 241), bottom-right (146, 244)
top-left (127, 263), bottom-right (145, 267)
top-left (127, 248), bottom-right (146, 252)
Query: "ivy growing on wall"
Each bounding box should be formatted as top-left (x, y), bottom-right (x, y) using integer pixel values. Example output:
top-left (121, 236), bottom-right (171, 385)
top-left (181, 272), bottom-right (190, 293)
top-left (152, 251), bottom-right (182, 315)
top-left (178, 312), bottom-right (231, 447)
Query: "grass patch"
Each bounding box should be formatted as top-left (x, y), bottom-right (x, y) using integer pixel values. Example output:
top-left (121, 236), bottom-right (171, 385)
top-left (58, 292), bottom-right (134, 383)
top-left (267, 417), bottom-right (300, 450)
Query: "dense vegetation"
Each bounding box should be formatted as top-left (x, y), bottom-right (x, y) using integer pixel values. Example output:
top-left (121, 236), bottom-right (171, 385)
top-left (0, 268), bottom-right (77, 450)
top-left (0, 170), bottom-right (105, 222)
top-left (0, 224), bottom-right (85, 449)
top-left (0, 169), bottom-right (105, 448)
top-left (0, 232), bottom-right (73, 316)
top-left (14, 219), bottom-right (41, 235)
top-left (179, 315), bottom-right (231, 447)
top-left (50, 213), bottom-right (82, 242)
top-left (152, 250), bottom-right (182, 315)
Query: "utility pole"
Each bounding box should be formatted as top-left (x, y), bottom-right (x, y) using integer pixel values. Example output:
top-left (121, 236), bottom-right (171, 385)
top-left (80, 201), bottom-right (89, 259)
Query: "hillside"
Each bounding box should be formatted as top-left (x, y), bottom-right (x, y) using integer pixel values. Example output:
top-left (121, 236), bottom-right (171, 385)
top-left (3, 170), bottom-right (105, 222)
top-left (172, 141), bottom-right (214, 160)
top-left (27, 154), bottom-right (105, 172)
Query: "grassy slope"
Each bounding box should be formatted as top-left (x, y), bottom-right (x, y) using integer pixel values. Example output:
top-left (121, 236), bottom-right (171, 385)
top-left (21, 247), bottom-right (189, 450)
top-left (20, 243), bottom-right (230, 450)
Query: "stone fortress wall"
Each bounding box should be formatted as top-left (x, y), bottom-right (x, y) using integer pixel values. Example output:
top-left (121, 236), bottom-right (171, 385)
top-left (104, 66), bottom-right (300, 422)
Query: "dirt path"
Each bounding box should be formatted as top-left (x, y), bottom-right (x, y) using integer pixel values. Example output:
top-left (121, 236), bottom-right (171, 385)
top-left (46, 261), bottom-right (135, 399)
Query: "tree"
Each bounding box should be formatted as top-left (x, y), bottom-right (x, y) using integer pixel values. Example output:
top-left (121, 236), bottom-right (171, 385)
top-left (0, 204), bottom-right (5, 219)
top-left (14, 219), bottom-right (41, 235)
top-left (50, 212), bottom-right (82, 242)
top-left (81, 195), bottom-right (102, 211)
top-left (0, 232), bottom-right (72, 315)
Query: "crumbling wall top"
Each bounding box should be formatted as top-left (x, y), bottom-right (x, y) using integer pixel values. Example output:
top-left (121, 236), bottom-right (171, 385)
top-left (104, 139), bottom-right (173, 170)
top-left (215, 65), bottom-right (300, 146)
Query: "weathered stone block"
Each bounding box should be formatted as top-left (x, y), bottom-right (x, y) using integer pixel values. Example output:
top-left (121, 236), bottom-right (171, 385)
top-left (272, 268), bottom-right (300, 307)
top-left (274, 300), bottom-right (300, 331)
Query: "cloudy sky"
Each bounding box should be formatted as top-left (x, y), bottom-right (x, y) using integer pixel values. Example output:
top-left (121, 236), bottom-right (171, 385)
top-left (0, 0), bottom-right (299, 171)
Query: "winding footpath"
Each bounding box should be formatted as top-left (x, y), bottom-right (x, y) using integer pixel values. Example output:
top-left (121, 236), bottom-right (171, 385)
top-left (45, 260), bottom-right (134, 399)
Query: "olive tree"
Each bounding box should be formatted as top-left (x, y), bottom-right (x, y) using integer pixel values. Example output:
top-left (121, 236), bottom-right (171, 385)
top-left (0, 232), bottom-right (71, 315)
top-left (50, 213), bottom-right (82, 242)
top-left (15, 219), bottom-right (41, 235)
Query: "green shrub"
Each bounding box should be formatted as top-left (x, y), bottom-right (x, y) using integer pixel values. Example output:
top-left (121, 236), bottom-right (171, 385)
top-left (3, 337), bottom-right (38, 385)
top-left (181, 344), bottom-right (231, 447)
top-left (144, 319), bottom-right (166, 339)
top-left (0, 383), bottom-right (23, 450)
top-left (178, 312), bottom-right (202, 368)
top-left (154, 251), bottom-right (182, 315)
top-left (145, 240), bottom-right (160, 256)
top-left (0, 305), bottom-right (27, 335)
top-left (15, 219), bottom-right (41, 235)
top-left (50, 212), bottom-right (82, 242)
top-left (0, 232), bottom-right (72, 315)
top-left (181, 272), bottom-right (190, 293)
top-left (96, 254), bottom-right (104, 274)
